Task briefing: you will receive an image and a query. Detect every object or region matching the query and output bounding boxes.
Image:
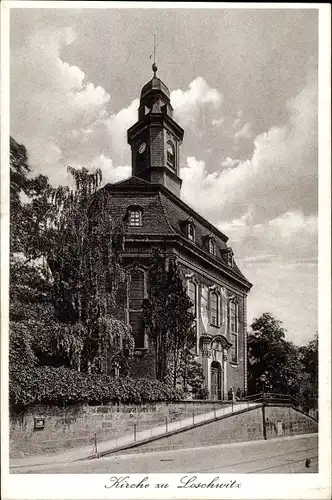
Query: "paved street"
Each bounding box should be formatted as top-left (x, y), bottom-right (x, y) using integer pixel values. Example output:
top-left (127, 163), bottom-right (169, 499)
top-left (11, 434), bottom-right (318, 474)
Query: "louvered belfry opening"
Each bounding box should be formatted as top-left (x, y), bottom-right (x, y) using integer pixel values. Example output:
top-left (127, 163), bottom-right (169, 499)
top-left (128, 269), bottom-right (145, 348)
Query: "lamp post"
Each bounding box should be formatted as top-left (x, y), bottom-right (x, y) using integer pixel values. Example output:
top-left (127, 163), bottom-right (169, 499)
top-left (260, 374), bottom-right (267, 440)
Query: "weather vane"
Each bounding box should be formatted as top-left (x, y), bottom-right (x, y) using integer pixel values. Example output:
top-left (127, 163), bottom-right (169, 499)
top-left (149, 34), bottom-right (160, 76)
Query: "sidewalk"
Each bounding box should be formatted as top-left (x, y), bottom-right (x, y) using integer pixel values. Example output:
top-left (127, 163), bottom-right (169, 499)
top-left (10, 401), bottom-right (259, 470)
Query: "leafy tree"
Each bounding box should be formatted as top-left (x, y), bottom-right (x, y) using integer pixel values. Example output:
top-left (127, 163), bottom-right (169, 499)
top-left (43, 167), bottom-right (135, 373)
top-left (170, 346), bottom-right (207, 399)
top-left (9, 138), bottom-right (134, 380)
top-left (248, 313), bottom-right (302, 393)
top-left (10, 138), bottom-right (59, 348)
top-left (298, 334), bottom-right (318, 408)
top-left (10, 137), bottom-right (58, 375)
top-left (10, 137), bottom-right (56, 278)
top-left (165, 258), bottom-right (196, 387)
top-left (299, 334), bottom-right (318, 388)
top-left (142, 250), bottom-right (195, 385)
top-left (248, 313), bottom-right (318, 410)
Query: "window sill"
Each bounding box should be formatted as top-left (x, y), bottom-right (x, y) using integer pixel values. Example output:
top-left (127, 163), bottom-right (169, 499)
top-left (210, 323), bottom-right (220, 328)
top-left (229, 361), bottom-right (239, 367)
top-left (134, 348), bottom-right (149, 355)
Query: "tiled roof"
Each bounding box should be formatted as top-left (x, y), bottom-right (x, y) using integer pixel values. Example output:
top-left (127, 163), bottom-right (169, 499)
top-left (101, 189), bottom-right (171, 236)
top-left (140, 76), bottom-right (170, 100)
top-left (113, 176), bottom-right (151, 187)
top-left (102, 177), bottom-right (251, 287)
top-left (159, 192), bottom-right (248, 282)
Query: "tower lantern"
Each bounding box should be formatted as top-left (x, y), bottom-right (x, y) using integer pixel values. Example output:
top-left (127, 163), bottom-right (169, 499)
top-left (127, 64), bottom-right (184, 197)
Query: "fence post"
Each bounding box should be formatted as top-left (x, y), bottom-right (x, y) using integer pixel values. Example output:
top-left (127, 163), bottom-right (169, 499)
top-left (165, 416), bottom-right (168, 433)
top-left (214, 404), bottom-right (216, 419)
top-left (94, 433), bottom-right (99, 459)
top-left (192, 411), bottom-right (195, 425)
top-left (262, 393), bottom-right (267, 440)
top-left (133, 423), bottom-right (137, 442)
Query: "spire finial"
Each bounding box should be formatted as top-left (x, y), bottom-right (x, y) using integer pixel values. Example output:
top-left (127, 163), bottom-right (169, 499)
top-left (149, 34), bottom-right (159, 77)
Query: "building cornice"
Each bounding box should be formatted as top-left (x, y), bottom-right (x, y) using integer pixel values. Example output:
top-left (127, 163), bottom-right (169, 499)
top-left (123, 234), bottom-right (252, 290)
top-left (127, 113), bottom-right (184, 143)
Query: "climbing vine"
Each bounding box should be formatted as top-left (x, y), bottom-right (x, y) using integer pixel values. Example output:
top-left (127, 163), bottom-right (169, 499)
top-left (45, 167), bottom-right (134, 373)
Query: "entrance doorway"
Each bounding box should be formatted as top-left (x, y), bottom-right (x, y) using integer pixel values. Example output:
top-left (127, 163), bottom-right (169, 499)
top-left (211, 361), bottom-right (222, 400)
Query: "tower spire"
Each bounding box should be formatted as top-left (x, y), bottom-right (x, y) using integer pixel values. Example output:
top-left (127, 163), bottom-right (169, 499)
top-left (149, 34), bottom-right (159, 76)
top-left (128, 50), bottom-right (184, 197)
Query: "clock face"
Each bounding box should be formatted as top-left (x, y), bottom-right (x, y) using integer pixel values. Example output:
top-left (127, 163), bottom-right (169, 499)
top-left (138, 142), bottom-right (146, 154)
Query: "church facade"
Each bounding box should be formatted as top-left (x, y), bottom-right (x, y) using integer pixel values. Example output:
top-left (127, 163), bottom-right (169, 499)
top-left (102, 66), bottom-right (252, 399)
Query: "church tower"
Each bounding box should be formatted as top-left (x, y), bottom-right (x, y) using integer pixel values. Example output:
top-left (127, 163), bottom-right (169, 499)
top-left (127, 63), bottom-right (184, 197)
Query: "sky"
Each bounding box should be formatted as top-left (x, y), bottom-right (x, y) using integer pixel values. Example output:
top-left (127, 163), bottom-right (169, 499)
top-left (10, 7), bottom-right (319, 345)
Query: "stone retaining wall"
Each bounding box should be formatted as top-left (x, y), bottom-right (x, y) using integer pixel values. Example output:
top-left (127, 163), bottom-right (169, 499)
top-left (123, 405), bottom-right (318, 454)
top-left (10, 400), bottom-right (229, 457)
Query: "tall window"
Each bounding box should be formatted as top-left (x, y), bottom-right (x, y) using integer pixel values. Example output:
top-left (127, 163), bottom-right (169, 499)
top-left (230, 333), bottom-right (238, 364)
top-left (188, 280), bottom-right (197, 318)
top-left (230, 301), bottom-right (238, 333)
top-left (229, 300), bottom-right (238, 363)
top-left (209, 238), bottom-right (215, 255)
top-left (128, 269), bottom-right (145, 348)
top-left (167, 141), bottom-right (175, 169)
top-left (128, 209), bottom-right (142, 227)
top-left (188, 223), bottom-right (195, 242)
top-left (210, 291), bottom-right (219, 326)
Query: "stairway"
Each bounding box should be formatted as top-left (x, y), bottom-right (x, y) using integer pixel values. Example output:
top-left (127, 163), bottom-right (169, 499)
top-left (93, 401), bottom-right (261, 458)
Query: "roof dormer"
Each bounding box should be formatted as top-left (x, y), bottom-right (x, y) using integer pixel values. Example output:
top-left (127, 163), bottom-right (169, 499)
top-left (203, 234), bottom-right (216, 256)
top-left (182, 217), bottom-right (196, 242)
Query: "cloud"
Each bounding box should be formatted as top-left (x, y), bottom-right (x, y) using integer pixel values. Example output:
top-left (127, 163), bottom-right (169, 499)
top-left (90, 155), bottom-right (131, 184)
top-left (244, 259), bottom-right (317, 344)
top-left (180, 65), bottom-right (317, 225)
top-left (171, 77), bottom-right (222, 128)
top-left (11, 28), bottom-right (225, 187)
top-left (234, 122), bottom-right (252, 141)
top-left (232, 111), bottom-right (243, 129)
top-left (232, 118), bottom-right (241, 129)
top-left (221, 157), bottom-right (239, 168)
top-left (105, 99), bottom-right (138, 165)
top-left (218, 211), bottom-right (317, 264)
top-left (212, 117), bottom-right (225, 127)
top-left (218, 210), bottom-right (318, 345)
top-left (106, 77), bottom-right (224, 164)
top-left (11, 27), bottom-right (111, 185)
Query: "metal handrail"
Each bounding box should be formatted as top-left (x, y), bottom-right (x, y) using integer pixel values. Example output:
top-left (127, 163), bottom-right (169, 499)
top-left (240, 392), bottom-right (263, 401)
top-left (242, 393), bottom-right (303, 406)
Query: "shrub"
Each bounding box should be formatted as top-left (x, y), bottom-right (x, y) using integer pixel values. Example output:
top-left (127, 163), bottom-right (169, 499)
top-left (9, 366), bottom-right (182, 410)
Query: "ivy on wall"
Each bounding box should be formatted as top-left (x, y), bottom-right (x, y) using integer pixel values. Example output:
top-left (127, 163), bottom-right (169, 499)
top-left (10, 366), bottom-right (182, 411)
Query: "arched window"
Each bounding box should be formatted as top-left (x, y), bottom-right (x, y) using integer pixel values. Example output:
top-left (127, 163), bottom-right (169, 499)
top-left (167, 141), bottom-right (175, 168)
top-left (230, 333), bottom-right (238, 364)
top-left (128, 269), bottom-right (145, 348)
top-left (128, 208), bottom-right (142, 227)
top-left (229, 299), bottom-right (239, 364)
top-left (187, 280), bottom-right (197, 318)
top-left (188, 222), bottom-right (195, 242)
top-left (230, 301), bottom-right (238, 333)
top-left (210, 291), bottom-right (219, 326)
top-left (208, 238), bottom-right (216, 255)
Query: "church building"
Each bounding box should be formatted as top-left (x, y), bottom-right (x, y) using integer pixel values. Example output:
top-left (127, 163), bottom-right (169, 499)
top-left (102, 64), bottom-right (252, 399)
